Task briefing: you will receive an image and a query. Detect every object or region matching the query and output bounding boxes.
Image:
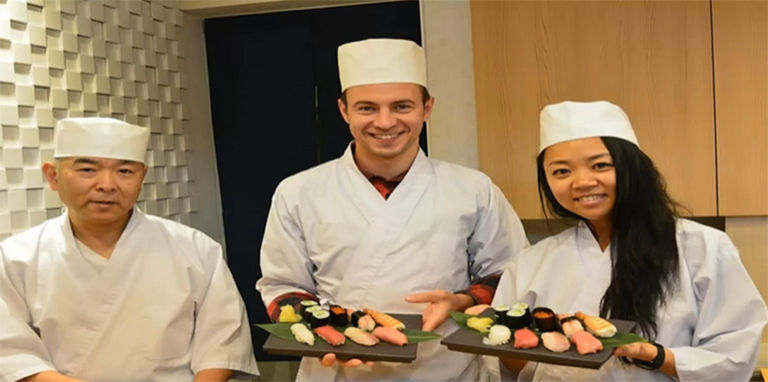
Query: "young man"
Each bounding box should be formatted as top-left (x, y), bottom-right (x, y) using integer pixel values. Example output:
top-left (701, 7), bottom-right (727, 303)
top-left (256, 38), bottom-right (528, 381)
top-left (0, 118), bottom-right (259, 381)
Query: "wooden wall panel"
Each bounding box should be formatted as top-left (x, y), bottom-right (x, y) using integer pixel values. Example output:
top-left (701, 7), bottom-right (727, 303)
top-left (713, 0), bottom-right (768, 216)
top-left (471, 1), bottom-right (716, 218)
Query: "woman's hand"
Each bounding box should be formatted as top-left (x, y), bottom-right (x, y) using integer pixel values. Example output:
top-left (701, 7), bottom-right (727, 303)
top-left (405, 290), bottom-right (474, 331)
top-left (320, 353), bottom-right (375, 368)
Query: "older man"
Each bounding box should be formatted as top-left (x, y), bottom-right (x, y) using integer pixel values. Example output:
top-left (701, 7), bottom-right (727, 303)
top-left (256, 38), bottom-right (528, 381)
top-left (0, 118), bottom-right (259, 382)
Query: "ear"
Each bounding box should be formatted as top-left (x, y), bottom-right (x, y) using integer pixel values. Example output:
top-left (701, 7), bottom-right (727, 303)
top-left (422, 96), bottom-right (436, 121)
top-left (337, 98), bottom-right (350, 124)
top-left (42, 161), bottom-right (60, 191)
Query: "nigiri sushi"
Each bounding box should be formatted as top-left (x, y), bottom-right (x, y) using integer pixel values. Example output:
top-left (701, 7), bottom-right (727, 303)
top-left (560, 315), bottom-right (585, 338)
top-left (464, 304), bottom-right (491, 315)
top-left (482, 325), bottom-right (512, 346)
top-left (314, 325), bottom-right (345, 346)
top-left (357, 314), bottom-right (376, 332)
top-left (541, 331), bottom-right (570, 352)
top-left (365, 308), bottom-right (406, 330)
top-left (290, 323), bottom-right (315, 346)
top-left (513, 328), bottom-right (539, 349)
top-left (570, 330), bottom-right (604, 354)
top-left (574, 312), bottom-right (617, 338)
top-left (372, 326), bottom-right (408, 346)
top-left (344, 327), bottom-right (380, 346)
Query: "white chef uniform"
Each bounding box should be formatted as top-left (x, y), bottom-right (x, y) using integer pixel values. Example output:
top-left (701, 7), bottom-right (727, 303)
top-left (0, 208), bottom-right (260, 382)
top-left (257, 145), bottom-right (528, 381)
top-left (491, 219), bottom-right (768, 381)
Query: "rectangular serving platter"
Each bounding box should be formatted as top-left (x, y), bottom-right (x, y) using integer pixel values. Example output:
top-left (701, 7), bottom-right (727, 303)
top-left (262, 313), bottom-right (422, 363)
top-left (441, 319), bottom-right (636, 369)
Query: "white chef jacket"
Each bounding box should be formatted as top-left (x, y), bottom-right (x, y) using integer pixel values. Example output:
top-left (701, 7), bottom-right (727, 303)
top-left (490, 219), bottom-right (767, 382)
top-left (0, 208), bottom-right (259, 382)
top-left (257, 145), bottom-right (528, 381)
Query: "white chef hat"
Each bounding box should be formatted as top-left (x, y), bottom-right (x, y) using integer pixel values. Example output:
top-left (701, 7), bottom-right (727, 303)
top-left (338, 38), bottom-right (427, 92)
top-left (539, 101), bottom-right (638, 153)
top-left (54, 117), bottom-right (150, 163)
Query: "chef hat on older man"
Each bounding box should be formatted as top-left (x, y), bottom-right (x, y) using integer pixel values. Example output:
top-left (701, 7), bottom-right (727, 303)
top-left (539, 101), bottom-right (638, 153)
top-left (338, 38), bottom-right (427, 92)
top-left (54, 117), bottom-right (150, 163)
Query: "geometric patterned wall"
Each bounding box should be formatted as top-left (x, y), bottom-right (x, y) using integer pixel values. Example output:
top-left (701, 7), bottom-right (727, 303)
top-left (0, 0), bottom-right (197, 240)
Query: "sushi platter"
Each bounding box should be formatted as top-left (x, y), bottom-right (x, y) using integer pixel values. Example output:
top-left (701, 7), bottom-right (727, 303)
top-left (441, 307), bottom-right (639, 369)
top-left (261, 312), bottom-right (432, 363)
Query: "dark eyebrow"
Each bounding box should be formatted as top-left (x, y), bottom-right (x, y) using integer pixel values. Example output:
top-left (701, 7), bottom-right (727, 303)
top-left (71, 158), bottom-right (138, 166)
top-left (546, 153), bottom-right (611, 167)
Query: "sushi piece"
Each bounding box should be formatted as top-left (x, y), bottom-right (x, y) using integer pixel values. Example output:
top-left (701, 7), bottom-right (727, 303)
top-left (560, 315), bottom-right (585, 338)
top-left (505, 308), bottom-right (530, 330)
top-left (482, 324), bottom-right (512, 346)
top-left (299, 300), bottom-right (319, 316)
top-left (467, 316), bottom-right (494, 334)
top-left (464, 304), bottom-right (491, 315)
top-left (310, 309), bottom-right (330, 328)
top-left (511, 302), bottom-right (533, 327)
top-left (493, 305), bottom-right (511, 326)
top-left (570, 330), bottom-right (604, 354)
top-left (344, 327), bottom-right (380, 346)
top-left (574, 312), bottom-right (617, 338)
top-left (364, 308), bottom-right (406, 330)
top-left (330, 305), bottom-right (349, 326)
top-left (541, 331), bottom-right (570, 352)
top-left (349, 310), bottom-right (366, 326)
top-left (278, 305), bottom-right (302, 323)
top-left (372, 326), bottom-right (408, 346)
top-left (302, 305), bottom-right (323, 322)
top-left (513, 328), bottom-right (539, 349)
top-left (532, 307), bottom-right (559, 332)
top-left (290, 323), bottom-right (315, 346)
top-left (357, 314), bottom-right (376, 332)
top-left (314, 325), bottom-right (345, 346)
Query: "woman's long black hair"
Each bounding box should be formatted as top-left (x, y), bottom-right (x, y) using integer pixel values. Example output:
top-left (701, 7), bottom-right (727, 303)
top-left (536, 137), bottom-right (680, 340)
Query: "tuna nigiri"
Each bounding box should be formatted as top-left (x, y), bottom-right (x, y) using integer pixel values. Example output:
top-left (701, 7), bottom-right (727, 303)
top-left (574, 312), bottom-right (617, 338)
top-left (314, 325), bottom-right (345, 346)
top-left (364, 308), bottom-right (406, 330)
top-left (372, 326), bottom-right (408, 346)
top-left (344, 327), bottom-right (380, 346)
top-left (513, 328), bottom-right (539, 349)
top-left (290, 323), bottom-right (315, 346)
top-left (570, 330), bottom-right (604, 354)
top-left (541, 331), bottom-right (570, 352)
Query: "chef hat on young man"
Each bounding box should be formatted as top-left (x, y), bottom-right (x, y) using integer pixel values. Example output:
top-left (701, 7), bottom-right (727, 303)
top-left (539, 101), bottom-right (639, 153)
top-left (338, 38), bottom-right (427, 92)
top-left (54, 117), bottom-right (150, 163)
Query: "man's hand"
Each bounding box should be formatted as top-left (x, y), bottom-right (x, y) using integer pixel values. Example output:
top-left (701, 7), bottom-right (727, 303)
top-left (20, 371), bottom-right (86, 382)
top-left (320, 353), bottom-right (375, 368)
top-left (405, 290), bottom-right (474, 331)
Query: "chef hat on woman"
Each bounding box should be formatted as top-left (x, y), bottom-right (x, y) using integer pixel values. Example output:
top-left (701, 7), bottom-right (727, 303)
top-left (54, 117), bottom-right (150, 163)
top-left (539, 101), bottom-right (638, 153)
top-left (337, 38), bottom-right (427, 92)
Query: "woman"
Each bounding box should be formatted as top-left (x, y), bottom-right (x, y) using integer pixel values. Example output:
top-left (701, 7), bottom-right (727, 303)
top-left (492, 101), bottom-right (767, 381)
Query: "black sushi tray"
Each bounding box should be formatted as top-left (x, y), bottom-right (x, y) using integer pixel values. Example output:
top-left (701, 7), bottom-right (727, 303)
top-left (441, 311), bottom-right (637, 369)
top-left (261, 313), bottom-right (429, 363)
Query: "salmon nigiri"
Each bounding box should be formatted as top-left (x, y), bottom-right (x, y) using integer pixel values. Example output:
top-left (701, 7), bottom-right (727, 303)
top-left (372, 326), bottom-right (408, 346)
top-left (364, 308), bottom-right (406, 330)
top-left (314, 325), bottom-right (345, 346)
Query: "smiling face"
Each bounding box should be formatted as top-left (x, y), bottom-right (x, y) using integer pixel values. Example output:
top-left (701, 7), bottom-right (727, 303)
top-left (338, 83), bottom-right (433, 172)
top-left (543, 137), bottom-right (616, 230)
top-left (43, 157), bottom-right (147, 231)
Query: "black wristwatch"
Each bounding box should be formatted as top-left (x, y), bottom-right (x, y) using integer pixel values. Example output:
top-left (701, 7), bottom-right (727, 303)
top-left (633, 342), bottom-right (665, 370)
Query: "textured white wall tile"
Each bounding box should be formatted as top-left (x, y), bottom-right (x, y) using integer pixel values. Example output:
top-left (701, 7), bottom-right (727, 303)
top-left (43, 187), bottom-right (61, 208)
top-left (2, 0), bottom-right (195, 226)
top-left (8, 189), bottom-right (27, 211)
